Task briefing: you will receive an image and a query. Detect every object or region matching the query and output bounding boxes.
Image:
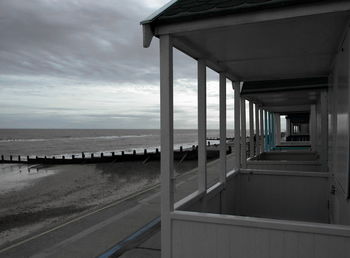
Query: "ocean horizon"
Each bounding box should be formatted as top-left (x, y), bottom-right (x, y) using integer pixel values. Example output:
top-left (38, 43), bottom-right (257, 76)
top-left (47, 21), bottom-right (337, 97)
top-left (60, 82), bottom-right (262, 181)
top-left (0, 128), bottom-right (236, 157)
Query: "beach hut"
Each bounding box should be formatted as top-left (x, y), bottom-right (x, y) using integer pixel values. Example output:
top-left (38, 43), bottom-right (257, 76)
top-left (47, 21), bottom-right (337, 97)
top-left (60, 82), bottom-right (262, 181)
top-left (142, 1), bottom-right (350, 257)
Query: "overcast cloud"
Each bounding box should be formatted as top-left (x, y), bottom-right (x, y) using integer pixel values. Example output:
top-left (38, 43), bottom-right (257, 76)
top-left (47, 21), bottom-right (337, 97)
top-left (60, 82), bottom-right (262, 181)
top-left (0, 0), bottom-right (236, 129)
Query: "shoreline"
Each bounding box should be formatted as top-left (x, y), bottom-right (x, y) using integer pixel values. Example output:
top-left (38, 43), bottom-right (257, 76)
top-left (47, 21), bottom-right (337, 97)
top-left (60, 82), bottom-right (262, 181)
top-left (0, 156), bottom-right (201, 247)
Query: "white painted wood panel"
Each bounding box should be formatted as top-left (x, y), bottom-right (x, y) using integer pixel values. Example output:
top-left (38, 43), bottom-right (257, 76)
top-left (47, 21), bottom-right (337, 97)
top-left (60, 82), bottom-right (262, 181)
top-left (172, 213), bottom-right (350, 258)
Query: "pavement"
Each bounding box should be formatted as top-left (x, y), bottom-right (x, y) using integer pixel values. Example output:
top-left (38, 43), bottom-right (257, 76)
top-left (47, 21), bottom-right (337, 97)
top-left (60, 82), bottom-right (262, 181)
top-left (0, 153), bottom-right (234, 258)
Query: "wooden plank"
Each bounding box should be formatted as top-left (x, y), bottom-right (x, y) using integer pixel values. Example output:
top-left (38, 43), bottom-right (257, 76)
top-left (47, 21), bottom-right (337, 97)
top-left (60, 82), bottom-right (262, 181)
top-left (269, 230), bottom-right (284, 258)
top-left (215, 224), bottom-right (230, 258)
top-left (283, 231), bottom-right (298, 258)
top-left (298, 232), bottom-right (315, 258)
top-left (229, 225), bottom-right (248, 258)
top-left (314, 234), bottom-right (331, 258)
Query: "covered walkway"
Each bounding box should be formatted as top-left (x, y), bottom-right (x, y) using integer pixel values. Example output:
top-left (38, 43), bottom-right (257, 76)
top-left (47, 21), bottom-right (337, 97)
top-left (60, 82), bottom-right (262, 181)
top-left (142, 0), bottom-right (350, 257)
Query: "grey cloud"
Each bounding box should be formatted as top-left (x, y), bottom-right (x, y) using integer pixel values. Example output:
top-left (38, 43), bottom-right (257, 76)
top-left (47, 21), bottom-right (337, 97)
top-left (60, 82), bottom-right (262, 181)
top-left (0, 0), bottom-right (197, 86)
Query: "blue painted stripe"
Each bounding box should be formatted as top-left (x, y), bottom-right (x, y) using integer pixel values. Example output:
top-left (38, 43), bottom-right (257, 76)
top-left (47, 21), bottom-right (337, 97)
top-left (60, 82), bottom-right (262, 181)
top-left (99, 217), bottom-right (161, 258)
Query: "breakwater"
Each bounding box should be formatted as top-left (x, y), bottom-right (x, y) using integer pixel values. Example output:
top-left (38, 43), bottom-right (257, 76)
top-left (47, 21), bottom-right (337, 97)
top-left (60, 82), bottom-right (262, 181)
top-left (0, 145), bottom-right (233, 165)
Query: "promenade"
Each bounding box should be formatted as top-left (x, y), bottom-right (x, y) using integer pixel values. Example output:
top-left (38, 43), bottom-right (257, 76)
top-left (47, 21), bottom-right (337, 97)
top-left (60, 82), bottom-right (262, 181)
top-left (0, 152), bottom-right (234, 258)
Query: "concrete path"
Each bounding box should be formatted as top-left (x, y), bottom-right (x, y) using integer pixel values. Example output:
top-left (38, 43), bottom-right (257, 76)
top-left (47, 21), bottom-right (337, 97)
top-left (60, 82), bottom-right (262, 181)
top-left (0, 154), bottom-right (234, 258)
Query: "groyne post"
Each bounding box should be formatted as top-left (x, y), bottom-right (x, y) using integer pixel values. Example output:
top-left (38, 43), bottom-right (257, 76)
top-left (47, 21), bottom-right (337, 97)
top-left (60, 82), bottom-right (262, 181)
top-left (27, 156), bottom-right (29, 162)
top-left (133, 150), bottom-right (136, 155)
top-left (72, 155), bottom-right (75, 159)
top-left (62, 156), bottom-right (65, 159)
top-left (101, 153), bottom-right (104, 158)
top-left (1, 155), bottom-right (4, 161)
top-left (91, 153), bottom-right (94, 158)
top-left (112, 152), bottom-right (115, 157)
top-left (144, 149), bottom-right (147, 155)
top-left (18, 155), bottom-right (21, 162)
top-left (82, 152), bottom-right (85, 159)
top-left (10, 155), bottom-right (12, 161)
top-left (180, 146), bottom-right (183, 152)
top-left (156, 148), bottom-right (159, 154)
top-left (122, 151), bottom-right (125, 156)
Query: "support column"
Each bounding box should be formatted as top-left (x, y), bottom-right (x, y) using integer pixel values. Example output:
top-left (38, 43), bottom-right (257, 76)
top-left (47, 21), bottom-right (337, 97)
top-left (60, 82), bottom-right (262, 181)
top-left (241, 99), bottom-right (247, 168)
top-left (310, 104), bottom-right (317, 151)
top-left (260, 108), bottom-right (264, 153)
top-left (255, 105), bottom-right (260, 156)
top-left (198, 59), bottom-right (207, 193)
top-left (159, 34), bottom-right (173, 258)
top-left (249, 101), bottom-right (254, 157)
top-left (264, 110), bottom-right (268, 151)
top-left (320, 91), bottom-right (328, 171)
top-left (276, 113), bottom-right (281, 145)
top-left (233, 82), bottom-right (241, 170)
top-left (271, 112), bottom-right (275, 148)
top-left (219, 73), bottom-right (226, 183)
top-left (286, 118), bottom-right (291, 137)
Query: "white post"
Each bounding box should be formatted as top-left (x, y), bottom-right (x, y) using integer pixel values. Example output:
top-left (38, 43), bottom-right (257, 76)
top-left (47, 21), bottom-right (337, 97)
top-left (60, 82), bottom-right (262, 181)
top-left (198, 59), bottom-right (207, 193)
top-left (219, 73), bottom-right (226, 183)
top-left (310, 104), bottom-right (317, 151)
top-left (233, 82), bottom-right (241, 170)
top-left (241, 99), bottom-right (247, 168)
top-left (320, 91), bottom-right (328, 171)
top-left (159, 34), bottom-right (173, 258)
top-left (255, 105), bottom-right (260, 156)
top-left (265, 110), bottom-right (268, 151)
top-left (260, 108), bottom-right (264, 153)
top-left (275, 113), bottom-right (281, 145)
top-left (249, 101), bottom-right (254, 157)
top-left (286, 118), bottom-right (291, 137)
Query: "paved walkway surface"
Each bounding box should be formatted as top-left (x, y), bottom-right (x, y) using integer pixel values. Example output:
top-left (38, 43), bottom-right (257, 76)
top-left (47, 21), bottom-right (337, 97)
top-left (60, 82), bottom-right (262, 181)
top-left (0, 153), bottom-right (234, 258)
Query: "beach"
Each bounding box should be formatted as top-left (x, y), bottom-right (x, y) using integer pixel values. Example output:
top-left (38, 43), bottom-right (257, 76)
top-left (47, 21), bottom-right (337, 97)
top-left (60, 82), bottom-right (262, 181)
top-left (0, 158), bottom-right (199, 247)
top-left (0, 129), bottom-right (227, 248)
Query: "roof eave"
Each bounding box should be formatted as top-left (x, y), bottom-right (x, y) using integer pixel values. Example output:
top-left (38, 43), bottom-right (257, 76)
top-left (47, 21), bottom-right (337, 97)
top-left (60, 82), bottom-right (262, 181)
top-left (141, 0), bottom-right (178, 48)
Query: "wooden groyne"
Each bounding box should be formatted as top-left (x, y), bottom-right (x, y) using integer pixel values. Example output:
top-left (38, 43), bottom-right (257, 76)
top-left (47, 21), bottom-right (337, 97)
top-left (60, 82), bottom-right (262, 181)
top-left (0, 145), bottom-right (233, 165)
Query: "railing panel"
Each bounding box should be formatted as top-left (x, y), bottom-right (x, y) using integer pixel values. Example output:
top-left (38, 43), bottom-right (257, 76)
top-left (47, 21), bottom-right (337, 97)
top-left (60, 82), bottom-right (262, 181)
top-left (171, 211), bottom-right (350, 258)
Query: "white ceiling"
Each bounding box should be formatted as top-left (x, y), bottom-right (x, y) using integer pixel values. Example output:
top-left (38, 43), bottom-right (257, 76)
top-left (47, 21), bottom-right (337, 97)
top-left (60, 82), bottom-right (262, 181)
top-left (174, 11), bottom-right (350, 81)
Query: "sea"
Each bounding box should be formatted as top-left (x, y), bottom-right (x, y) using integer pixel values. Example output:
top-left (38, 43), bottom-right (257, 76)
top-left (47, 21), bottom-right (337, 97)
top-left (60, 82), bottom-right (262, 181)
top-left (0, 129), bottom-right (234, 158)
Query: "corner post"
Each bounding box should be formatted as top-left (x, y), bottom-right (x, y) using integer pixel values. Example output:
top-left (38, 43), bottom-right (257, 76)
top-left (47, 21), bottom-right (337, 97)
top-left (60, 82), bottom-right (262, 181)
top-left (241, 98), bottom-right (247, 168)
top-left (233, 81), bottom-right (241, 169)
top-left (320, 90), bottom-right (328, 171)
top-left (255, 105), bottom-right (260, 156)
top-left (198, 59), bottom-right (207, 193)
top-left (260, 108), bottom-right (264, 152)
top-left (160, 34), bottom-right (174, 258)
top-left (219, 73), bottom-right (226, 183)
top-left (249, 101), bottom-right (254, 157)
top-left (310, 104), bottom-right (317, 151)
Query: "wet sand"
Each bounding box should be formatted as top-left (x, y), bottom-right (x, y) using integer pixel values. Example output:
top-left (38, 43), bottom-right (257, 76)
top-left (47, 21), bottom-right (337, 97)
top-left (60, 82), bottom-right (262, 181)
top-left (0, 159), bottom-right (199, 247)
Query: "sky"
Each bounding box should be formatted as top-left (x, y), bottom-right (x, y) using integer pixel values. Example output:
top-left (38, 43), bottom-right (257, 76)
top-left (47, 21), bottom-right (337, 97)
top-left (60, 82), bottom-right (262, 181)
top-left (0, 0), bottom-right (238, 129)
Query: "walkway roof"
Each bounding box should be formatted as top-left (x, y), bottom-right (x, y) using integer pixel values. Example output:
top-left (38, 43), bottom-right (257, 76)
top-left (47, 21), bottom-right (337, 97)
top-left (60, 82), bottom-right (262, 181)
top-left (142, 0), bottom-right (336, 25)
top-left (142, 1), bottom-right (350, 83)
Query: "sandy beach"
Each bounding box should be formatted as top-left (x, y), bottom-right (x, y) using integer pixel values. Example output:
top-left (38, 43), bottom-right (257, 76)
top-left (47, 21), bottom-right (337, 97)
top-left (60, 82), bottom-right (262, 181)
top-left (0, 159), bottom-right (199, 247)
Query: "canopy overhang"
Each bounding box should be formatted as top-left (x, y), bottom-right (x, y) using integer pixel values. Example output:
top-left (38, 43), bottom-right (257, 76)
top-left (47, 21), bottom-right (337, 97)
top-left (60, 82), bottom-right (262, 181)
top-left (143, 1), bottom-right (350, 82)
top-left (241, 77), bottom-right (327, 113)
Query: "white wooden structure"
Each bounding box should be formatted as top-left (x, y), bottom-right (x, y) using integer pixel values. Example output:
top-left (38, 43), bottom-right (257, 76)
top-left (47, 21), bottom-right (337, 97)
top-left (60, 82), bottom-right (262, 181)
top-left (142, 1), bottom-right (350, 257)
